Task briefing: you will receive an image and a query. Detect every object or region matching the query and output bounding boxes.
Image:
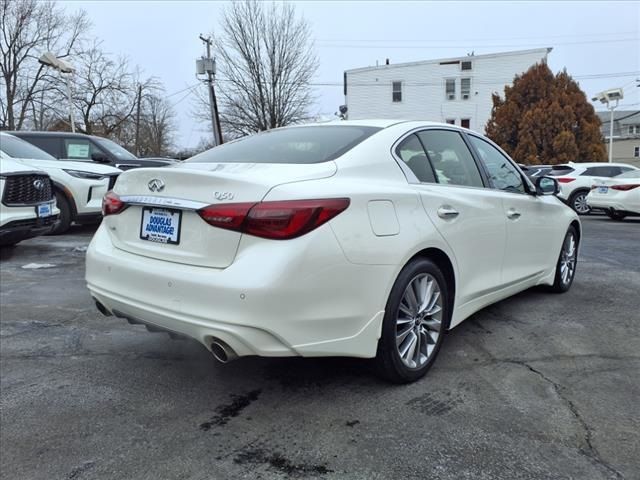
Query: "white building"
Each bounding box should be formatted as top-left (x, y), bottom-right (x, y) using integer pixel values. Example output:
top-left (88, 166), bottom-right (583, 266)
top-left (344, 48), bottom-right (552, 132)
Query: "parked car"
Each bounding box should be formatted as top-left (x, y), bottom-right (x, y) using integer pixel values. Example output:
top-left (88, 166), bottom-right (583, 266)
top-left (9, 131), bottom-right (176, 170)
top-left (0, 156), bottom-right (59, 246)
top-left (0, 133), bottom-right (121, 234)
top-left (547, 162), bottom-right (638, 214)
top-left (586, 169), bottom-right (640, 220)
top-left (86, 120), bottom-right (579, 383)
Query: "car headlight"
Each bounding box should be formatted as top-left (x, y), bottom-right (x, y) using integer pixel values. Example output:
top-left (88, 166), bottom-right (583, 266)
top-left (63, 169), bottom-right (108, 180)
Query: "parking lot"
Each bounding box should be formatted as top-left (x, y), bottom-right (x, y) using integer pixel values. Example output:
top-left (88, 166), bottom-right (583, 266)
top-left (0, 216), bottom-right (638, 480)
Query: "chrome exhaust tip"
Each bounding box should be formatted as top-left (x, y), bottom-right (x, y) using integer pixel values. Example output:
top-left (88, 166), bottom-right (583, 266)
top-left (210, 340), bottom-right (237, 363)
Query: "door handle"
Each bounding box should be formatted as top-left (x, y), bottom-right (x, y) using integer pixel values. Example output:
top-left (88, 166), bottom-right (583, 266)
top-left (506, 208), bottom-right (521, 220)
top-left (437, 206), bottom-right (459, 219)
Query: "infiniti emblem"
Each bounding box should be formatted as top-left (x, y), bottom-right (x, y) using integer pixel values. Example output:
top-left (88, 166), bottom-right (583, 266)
top-left (33, 179), bottom-right (45, 191)
top-left (148, 178), bottom-right (165, 192)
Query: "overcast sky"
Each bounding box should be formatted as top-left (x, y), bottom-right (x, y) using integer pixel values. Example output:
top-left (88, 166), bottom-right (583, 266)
top-left (61, 1), bottom-right (639, 149)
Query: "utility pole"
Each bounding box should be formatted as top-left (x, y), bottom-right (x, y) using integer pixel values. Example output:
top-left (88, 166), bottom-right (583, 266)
top-left (134, 83), bottom-right (142, 156)
top-left (198, 35), bottom-right (223, 146)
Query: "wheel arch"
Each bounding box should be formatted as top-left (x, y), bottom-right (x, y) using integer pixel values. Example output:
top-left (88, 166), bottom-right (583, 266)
top-left (51, 181), bottom-right (78, 218)
top-left (408, 247), bottom-right (456, 330)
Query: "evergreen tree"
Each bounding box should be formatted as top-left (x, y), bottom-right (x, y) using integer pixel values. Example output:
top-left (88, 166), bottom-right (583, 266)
top-left (486, 63), bottom-right (606, 165)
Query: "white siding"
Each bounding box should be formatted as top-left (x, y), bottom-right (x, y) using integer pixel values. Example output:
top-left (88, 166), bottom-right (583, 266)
top-left (345, 49), bottom-right (550, 133)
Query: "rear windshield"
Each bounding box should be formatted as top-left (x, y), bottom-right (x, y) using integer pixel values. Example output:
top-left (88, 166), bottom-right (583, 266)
top-left (548, 165), bottom-right (575, 176)
top-left (188, 126), bottom-right (381, 164)
top-left (0, 134), bottom-right (56, 161)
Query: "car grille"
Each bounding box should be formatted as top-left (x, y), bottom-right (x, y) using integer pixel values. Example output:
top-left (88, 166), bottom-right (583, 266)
top-left (2, 174), bottom-right (53, 206)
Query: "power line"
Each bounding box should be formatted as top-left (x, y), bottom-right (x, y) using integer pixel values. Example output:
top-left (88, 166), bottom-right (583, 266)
top-left (316, 38), bottom-right (637, 49)
top-left (316, 31), bottom-right (638, 44)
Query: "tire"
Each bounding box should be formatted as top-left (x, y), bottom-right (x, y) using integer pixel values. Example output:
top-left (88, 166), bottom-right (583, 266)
top-left (569, 190), bottom-right (591, 215)
top-left (375, 258), bottom-right (450, 383)
top-left (605, 210), bottom-right (626, 221)
top-left (549, 226), bottom-right (579, 293)
top-left (48, 191), bottom-right (72, 235)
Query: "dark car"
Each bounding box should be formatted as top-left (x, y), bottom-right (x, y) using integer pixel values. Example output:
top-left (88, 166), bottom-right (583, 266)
top-left (9, 131), bottom-right (176, 171)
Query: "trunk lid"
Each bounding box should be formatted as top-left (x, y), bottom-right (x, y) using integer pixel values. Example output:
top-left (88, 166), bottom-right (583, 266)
top-left (106, 162), bottom-right (336, 268)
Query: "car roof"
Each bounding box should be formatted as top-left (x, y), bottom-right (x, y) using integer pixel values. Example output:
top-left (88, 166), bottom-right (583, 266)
top-left (557, 162), bottom-right (637, 168)
top-left (6, 130), bottom-right (101, 141)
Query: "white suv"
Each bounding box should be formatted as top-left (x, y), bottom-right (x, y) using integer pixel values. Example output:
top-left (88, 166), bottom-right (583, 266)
top-left (0, 133), bottom-right (121, 234)
top-left (1, 157), bottom-right (60, 246)
top-left (548, 162), bottom-right (639, 214)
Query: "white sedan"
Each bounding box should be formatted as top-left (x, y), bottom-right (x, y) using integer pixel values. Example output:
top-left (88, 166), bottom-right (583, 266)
top-left (86, 120), bottom-right (580, 383)
top-left (586, 169), bottom-right (640, 220)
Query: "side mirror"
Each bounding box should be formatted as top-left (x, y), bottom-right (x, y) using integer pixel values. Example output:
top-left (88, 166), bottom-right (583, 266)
top-left (91, 152), bottom-right (110, 163)
top-left (536, 176), bottom-right (559, 196)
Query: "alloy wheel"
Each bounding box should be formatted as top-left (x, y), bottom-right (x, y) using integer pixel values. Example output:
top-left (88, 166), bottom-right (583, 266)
top-left (395, 273), bottom-right (443, 369)
top-left (573, 193), bottom-right (590, 214)
top-left (560, 233), bottom-right (577, 286)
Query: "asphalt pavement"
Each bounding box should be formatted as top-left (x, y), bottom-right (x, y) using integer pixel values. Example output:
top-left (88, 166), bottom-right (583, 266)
top-left (1, 216), bottom-right (638, 480)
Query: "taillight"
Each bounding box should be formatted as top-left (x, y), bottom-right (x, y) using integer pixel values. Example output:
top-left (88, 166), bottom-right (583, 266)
top-left (556, 177), bottom-right (575, 183)
top-left (197, 198), bottom-right (350, 240)
top-left (102, 191), bottom-right (127, 216)
top-left (611, 184), bottom-right (640, 191)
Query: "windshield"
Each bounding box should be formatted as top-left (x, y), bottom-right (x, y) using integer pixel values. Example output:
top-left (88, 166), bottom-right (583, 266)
top-left (616, 169), bottom-right (640, 179)
top-left (0, 134), bottom-right (57, 161)
top-left (94, 137), bottom-right (137, 160)
top-left (188, 126), bottom-right (381, 164)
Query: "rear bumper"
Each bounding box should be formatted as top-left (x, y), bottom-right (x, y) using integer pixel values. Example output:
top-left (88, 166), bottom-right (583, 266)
top-left (0, 215), bottom-right (59, 245)
top-left (86, 224), bottom-right (393, 358)
top-left (586, 195), bottom-right (640, 214)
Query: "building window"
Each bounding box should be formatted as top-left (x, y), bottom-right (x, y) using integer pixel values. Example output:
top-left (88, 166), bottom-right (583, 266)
top-left (392, 81), bottom-right (402, 102)
top-left (634, 146), bottom-right (639, 158)
top-left (629, 125), bottom-right (639, 134)
top-left (461, 118), bottom-right (470, 129)
top-left (461, 61), bottom-right (472, 71)
top-left (445, 79), bottom-right (456, 100)
top-left (446, 119), bottom-right (455, 125)
top-left (461, 78), bottom-right (471, 100)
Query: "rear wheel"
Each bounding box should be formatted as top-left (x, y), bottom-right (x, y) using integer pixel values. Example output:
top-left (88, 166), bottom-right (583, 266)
top-left (569, 190), bottom-right (591, 215)
top-left (605, 210), bottom-right (626, 221)
top-left (375, 258), bottom-right (449, 383)
top-left (550, 226), bottom-right (578, 293)
top-left (48, 191), bottom-right (72, 235)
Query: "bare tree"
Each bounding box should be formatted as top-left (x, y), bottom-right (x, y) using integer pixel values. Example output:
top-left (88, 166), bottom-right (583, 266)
top-left (0, 0), bottom-right (88, 130)
top-left (209, 0), bottom-right (317, 137)
top-left (138, 94), bottom-right (176, 157)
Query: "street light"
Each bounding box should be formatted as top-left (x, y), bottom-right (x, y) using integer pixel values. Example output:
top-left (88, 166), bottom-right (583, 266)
top-left (592, 88), bottom-right (624, 163)
top-left (38, 52), bottom-right (76, 133)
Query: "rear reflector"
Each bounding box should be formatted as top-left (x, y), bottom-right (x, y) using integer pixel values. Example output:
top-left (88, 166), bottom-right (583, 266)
top-left (611, 184), bottom-right (640, 191)
top-left (556, 177), bottom-right (576, 183)
top-left (102, 191), bottom-right (127, 216)
top-left (197, 198), bottom-right (350, 240)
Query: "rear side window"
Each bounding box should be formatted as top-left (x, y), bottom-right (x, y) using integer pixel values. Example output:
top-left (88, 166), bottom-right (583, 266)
top-left (188, 126), bottom-right (381, 164)
top-left (19, 136), bottom-right (62, 158)
top-left (416, 130), bottom-right (484, 188)
top-left (581, 166), bottom-right (621, 177)
top-left (395, 134), bottom-right (436, 183)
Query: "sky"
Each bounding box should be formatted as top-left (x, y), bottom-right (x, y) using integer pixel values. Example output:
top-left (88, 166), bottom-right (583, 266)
top-left (60, 0), bottom-right (640, 150)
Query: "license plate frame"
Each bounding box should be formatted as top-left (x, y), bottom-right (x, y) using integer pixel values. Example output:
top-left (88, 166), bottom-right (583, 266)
top-left (597, 186), bottom-right (609, 194)
top-left (36, 202), bottom-right (53, 218)
top-left (140, 207), bottom-right (182, 245)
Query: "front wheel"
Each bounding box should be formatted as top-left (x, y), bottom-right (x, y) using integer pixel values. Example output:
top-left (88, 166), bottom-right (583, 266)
top-left (375, 258), bottom-right (449, 383)
top-left (48, 191), bottom-right (71, 235)
top-left (549, 226), bottom-right (579, 293)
